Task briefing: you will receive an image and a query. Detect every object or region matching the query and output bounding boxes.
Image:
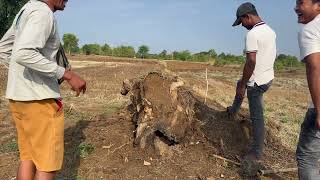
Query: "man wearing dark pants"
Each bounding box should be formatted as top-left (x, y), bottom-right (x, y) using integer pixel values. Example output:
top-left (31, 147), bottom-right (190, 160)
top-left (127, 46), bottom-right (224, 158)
top-left (295, 0), bottom-right (320, 179)
top-left (228, 2), bottom-right (276, 161)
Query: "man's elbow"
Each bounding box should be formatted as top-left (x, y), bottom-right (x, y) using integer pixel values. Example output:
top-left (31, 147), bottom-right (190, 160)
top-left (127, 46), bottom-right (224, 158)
top-left (11, 48), bottom-right (34, 65)
top-left (0, 53), bottom-right (10, 65)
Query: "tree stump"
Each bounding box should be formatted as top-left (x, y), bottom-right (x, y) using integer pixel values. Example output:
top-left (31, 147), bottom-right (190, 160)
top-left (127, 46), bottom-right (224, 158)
top-left (121, 72), bottom-right (206, 151)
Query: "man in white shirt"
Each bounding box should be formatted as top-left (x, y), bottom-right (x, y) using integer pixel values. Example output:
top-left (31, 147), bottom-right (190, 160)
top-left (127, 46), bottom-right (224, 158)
top-left (295, 0), bottom-right (320, 179)
top-left (228, 2), bottom-right (276, 161)
top-left (0, 0), bottom-right (86, 179)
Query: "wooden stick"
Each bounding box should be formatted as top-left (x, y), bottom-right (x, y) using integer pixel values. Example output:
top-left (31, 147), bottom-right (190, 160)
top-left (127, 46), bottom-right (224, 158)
top-left (211, 154), bottom-right (241, 166)
top-left (258, 168), bottom-right (298, 176)
top-left (111, 142), bottom-right (129, 153)
top-left (204, 68), bottom-right (209, 104)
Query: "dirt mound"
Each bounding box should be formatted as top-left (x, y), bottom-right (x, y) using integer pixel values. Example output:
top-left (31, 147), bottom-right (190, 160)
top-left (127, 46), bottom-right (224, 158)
top-left (121, 72), bottom-right (249, 153)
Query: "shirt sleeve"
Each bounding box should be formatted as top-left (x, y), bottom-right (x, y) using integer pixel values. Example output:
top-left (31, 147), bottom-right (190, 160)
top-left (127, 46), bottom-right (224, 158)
top-left (0, 24), bottom-right (15, 67)
top-left (245, 31), bottom-right (258, 53)
top-left (11, 10), bottom-right (65, 79)
top-left (299, 26), bottom-right (320, 61)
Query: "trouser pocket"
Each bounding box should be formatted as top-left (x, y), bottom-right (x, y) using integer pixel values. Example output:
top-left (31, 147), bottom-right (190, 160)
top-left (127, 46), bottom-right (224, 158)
top-left (254, 80), bottom-right (272, 93)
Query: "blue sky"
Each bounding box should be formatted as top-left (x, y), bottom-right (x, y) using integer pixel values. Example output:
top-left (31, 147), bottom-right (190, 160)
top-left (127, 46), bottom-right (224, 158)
top-left (56, 0), bottom-right (300, 57)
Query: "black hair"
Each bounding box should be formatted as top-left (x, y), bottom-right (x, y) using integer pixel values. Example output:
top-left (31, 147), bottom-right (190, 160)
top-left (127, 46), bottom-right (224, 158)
top-left (312, 0), bottom-right (320, 3)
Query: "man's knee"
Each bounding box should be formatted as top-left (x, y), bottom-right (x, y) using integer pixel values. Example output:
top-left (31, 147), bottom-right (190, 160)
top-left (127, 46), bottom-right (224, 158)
top-left (298, 167), bottom-right (320, 180)
top-left (297, 149), bottom-right (320, 172)
top-left (34, 170), bottom-right (56, 180)
top-left (17, 160), bottom-right (36, 180)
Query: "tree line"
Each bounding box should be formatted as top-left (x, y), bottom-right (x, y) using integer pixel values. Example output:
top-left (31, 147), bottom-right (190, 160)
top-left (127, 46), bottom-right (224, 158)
top-left (63, 33), bottom-right (220, 61)
top-left (62, 33), bottom-right (302, 69)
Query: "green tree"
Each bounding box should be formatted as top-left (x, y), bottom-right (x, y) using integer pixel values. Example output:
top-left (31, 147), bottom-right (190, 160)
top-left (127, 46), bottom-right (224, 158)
top-left (62, 33), bottom-right (79, 54)
top-left (191, 49), bottom-right (216, 62)
top-left (159, 50), bottom-right (168, 60)
top-left (208, 49), bottom-right (217, 59)
top-left (215, 53), bottom-right (244, 66)
top-left (275, 54), bottom-right (302, 70)
top-left (180, 50), bottom-right (192, 61)
top-left (81, 44), bottom-right (101, 55)
top-left (218, 53), bottom-right (226, 59)
top-left (0, 0), bottom-right (29, 37)
top-left (81, 45), bottom-right (90, 55)
top-left (173, 50), bottom-right (191, 61)
top-left (172, 51), bottom-right (179, 60)
top-left (101, 43), bottom-right (112, 56)
top-left (113, 46), bottom-right (135, 58)
top-left (193, 52), bottom-right (210, 62)
top-left (137, 45), bottom-right (149, 59)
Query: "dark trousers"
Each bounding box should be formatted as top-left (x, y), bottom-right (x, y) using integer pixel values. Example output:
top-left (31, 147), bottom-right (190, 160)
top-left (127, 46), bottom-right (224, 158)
top-left (296, 108), bottom-right (320, 180)
top-left (229, 81), bottom-right (272, 158)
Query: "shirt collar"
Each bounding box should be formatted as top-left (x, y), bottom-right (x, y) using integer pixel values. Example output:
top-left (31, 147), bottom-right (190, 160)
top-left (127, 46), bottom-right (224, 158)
top-left (253, 21), bottom-right (265, 28)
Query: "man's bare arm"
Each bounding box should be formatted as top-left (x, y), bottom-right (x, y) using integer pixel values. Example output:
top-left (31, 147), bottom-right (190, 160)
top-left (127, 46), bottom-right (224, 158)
top-left (241, 52), bottom-right (256, 85)
top-left (63, 70), bottom-right (86, 97)
top-left (237, 52), bottom-right (256, 98)
top-left (305, 53), bottom-right (320, 129)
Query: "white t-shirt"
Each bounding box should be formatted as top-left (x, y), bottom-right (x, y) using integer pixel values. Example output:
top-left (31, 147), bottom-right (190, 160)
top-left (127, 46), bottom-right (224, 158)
top-left (298, 14), bottom-right (320, 108)
top-left (298, 15), bottom-right (320, 61)
top-left (245, 22), bottom-right (277, 87)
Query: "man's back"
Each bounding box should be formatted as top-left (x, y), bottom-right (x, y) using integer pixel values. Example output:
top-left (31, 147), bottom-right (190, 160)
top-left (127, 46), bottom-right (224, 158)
top-left (246, 23), bottom-right (276, 86)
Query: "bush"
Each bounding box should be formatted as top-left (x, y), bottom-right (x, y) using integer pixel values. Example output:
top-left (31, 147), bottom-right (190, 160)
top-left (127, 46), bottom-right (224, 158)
top-left (82, 44), bottom-right (101, 55)
top-left (274, 54), bottom-right (303, 70)
top-left (214, 53), bottom-right (245, 66)
top-left (113, 46), bottom-right (135, 58)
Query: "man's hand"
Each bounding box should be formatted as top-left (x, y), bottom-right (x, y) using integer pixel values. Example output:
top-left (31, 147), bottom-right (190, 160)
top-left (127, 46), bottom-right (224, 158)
top-left (63, 70), bottom-right (86, 96)
top-left (236, 82), bottom-right (246, 99)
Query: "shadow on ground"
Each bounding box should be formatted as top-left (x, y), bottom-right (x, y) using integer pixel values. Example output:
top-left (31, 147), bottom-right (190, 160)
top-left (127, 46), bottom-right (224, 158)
top-left (56, 120), bottom-right (89, 179)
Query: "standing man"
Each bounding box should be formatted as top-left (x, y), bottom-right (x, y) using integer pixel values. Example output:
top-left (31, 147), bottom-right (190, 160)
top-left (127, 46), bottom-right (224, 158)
top-left (228, 2), bottom-right (276, 161)
top-left (295, 0), bottom-right (320, 179)
top-left (0, 0), bottom-right (86, 179)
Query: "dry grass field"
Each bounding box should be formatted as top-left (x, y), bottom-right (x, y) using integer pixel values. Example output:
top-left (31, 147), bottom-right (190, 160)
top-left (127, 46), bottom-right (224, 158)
top-left (0, 55), bottom-right (310, 179)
